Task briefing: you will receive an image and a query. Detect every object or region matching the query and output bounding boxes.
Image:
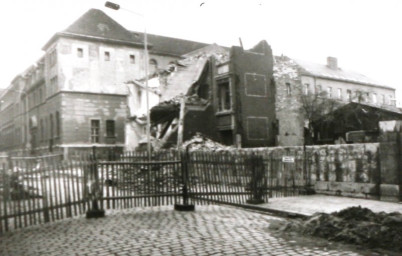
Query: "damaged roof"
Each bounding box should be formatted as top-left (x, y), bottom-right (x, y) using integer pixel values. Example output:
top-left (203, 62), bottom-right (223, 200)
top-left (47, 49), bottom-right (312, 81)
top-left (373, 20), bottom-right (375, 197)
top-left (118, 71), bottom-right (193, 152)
top-left (294, 58), bottom-right (393, 90)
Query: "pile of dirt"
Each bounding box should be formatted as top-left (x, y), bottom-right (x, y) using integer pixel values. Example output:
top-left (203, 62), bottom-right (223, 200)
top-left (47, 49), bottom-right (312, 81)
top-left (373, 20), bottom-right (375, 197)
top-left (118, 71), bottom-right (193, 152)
top-left (272, 206), bottom-right (402, 252)
top-left (180, 133), bottom-right (233, 151)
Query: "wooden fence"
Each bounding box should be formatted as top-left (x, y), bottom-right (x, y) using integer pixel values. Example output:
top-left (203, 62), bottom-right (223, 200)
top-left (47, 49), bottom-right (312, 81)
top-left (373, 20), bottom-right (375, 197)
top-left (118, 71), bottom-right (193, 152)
top-left (0, 148), bottom-right (309, 233)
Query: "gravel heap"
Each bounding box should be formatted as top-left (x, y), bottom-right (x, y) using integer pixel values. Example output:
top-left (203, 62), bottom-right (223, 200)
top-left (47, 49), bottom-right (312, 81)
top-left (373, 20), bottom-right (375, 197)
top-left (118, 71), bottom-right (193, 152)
top-left (276, 206), bottom-right (402, 252)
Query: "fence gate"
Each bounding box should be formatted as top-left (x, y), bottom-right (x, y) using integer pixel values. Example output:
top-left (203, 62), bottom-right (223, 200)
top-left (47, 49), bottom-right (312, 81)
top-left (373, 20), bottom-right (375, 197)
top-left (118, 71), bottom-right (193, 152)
top-left (185, 151), bottom-right (269, 206)
top-left (96, 150), bottom-right (183, 209)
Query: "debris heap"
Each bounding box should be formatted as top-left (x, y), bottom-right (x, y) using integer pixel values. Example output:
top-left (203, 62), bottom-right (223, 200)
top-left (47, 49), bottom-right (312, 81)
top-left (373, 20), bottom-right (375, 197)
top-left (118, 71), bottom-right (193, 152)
top-left (180, 133), bottom-right (232, 151)
top-left (273, 206), bottom-right (402, 252)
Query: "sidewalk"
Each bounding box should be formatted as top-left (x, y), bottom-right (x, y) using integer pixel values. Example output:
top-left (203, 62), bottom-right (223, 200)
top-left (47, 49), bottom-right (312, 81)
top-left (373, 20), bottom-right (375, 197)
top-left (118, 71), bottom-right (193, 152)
top-left (251, 195), bottom-right (402, 217)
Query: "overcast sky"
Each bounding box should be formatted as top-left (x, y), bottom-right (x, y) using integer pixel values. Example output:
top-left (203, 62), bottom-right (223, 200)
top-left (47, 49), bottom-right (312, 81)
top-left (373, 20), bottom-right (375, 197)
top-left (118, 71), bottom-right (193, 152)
top-left (1, 0), bottom-right (401, 105)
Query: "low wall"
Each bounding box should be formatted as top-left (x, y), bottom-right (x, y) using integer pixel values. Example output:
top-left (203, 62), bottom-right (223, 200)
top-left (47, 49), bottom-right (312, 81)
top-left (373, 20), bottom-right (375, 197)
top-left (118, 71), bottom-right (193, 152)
top-left (242, 143), bottom-right (381, 200)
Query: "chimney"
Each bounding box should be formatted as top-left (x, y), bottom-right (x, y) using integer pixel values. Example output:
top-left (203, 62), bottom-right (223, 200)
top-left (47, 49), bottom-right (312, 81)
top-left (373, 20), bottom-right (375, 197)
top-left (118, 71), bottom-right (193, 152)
top-left (327, 56), bottom-right (338, 69)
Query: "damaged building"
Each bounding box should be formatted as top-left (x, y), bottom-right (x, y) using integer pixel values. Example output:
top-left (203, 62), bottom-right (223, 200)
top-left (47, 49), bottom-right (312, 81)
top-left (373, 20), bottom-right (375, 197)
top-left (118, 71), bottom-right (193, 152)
top-left (126, 41), bottom-right (276, 150)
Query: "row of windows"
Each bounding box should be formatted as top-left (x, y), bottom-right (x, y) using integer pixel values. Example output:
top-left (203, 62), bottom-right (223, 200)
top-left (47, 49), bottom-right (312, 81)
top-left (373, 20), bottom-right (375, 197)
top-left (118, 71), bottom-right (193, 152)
top-left (74, 47), bottom-right (159, 68)
top-left (90, 120), bottom-right (115, 143)
top-left (288, 83), bottom-right (395, 106)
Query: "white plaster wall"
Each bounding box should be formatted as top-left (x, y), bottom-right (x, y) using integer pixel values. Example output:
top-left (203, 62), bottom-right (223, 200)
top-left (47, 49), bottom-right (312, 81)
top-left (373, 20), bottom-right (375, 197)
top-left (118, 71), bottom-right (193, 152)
top-left (301, 75), bottom-right (396, 106)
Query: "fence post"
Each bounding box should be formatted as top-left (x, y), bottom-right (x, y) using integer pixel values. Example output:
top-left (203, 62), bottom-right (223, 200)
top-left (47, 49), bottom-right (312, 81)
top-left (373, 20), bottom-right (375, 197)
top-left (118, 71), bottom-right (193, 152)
top-left (174, 147), bottom-right (195, 211)
top-left (39, 159), bottom-right (50, 223)
top-left (86, 146), bottom-right (105, 218)
top-left (246, 153), bottom-right (265, 204)
top-left (2, 162), bottom-right (10, 232)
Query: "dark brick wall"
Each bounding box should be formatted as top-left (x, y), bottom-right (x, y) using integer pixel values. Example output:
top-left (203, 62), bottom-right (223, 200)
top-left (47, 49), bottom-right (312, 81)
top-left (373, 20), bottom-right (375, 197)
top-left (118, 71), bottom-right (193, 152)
top-left (230, 41), bottom-right (276, 147)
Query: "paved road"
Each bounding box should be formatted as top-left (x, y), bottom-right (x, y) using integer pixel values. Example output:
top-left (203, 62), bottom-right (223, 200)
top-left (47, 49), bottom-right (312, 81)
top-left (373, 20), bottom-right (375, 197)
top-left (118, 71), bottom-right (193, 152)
top-left (0, 205), bottom-right (385, 256)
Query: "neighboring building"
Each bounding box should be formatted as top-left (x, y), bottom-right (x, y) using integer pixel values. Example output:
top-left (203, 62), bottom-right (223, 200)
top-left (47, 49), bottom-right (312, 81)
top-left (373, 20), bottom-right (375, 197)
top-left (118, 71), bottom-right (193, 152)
top-left (127, 40), bottom-right (276, 150)
top-left (274, 55), bottom-right (397, 146)
top-left (0, 9), bottom-right (208, 155)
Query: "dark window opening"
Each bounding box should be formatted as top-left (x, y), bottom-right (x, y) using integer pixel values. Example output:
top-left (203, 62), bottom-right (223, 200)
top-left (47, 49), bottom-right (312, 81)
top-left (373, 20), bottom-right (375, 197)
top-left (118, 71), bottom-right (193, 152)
top-left (218, 79), bottom-right (231, 111)
top-left (106, 120), bottom-right (115, 138)
top-left (77, 48), bottom-right (83, 58)
top-left (220, 130), bottom-right (233, 146)
top-left (130, 54), bottom-right (135, 64)
top-left (104, 51), bottom-right (110, 61)
top-left (91, 120), bottom-right (100, 143)
top-left (56, 112), bottom-right (60, 137)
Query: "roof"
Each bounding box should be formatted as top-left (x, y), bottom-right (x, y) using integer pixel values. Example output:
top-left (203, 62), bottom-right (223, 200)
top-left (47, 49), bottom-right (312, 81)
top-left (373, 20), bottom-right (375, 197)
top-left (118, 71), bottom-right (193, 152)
top-left (43, 9), bottom-right (143, 50)
top-left (130, 31), bottom-right (210, 57)
top-left (315, 102), bottom-right (402, 125)
top-left (293, 59), bottom-right (394, 90)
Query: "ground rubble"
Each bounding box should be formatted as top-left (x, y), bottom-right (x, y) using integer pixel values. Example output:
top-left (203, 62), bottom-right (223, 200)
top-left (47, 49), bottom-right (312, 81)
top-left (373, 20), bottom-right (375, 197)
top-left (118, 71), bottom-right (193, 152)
top-left (269, 206), bottom-right (402, 252)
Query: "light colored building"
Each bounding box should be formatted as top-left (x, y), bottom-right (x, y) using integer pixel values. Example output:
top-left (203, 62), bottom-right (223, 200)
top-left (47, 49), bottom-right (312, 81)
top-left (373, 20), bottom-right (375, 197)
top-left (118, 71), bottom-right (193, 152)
top-left (0, 9), bottom-right (208, 155)
top-left (275, 56), bottom-right (397, 146)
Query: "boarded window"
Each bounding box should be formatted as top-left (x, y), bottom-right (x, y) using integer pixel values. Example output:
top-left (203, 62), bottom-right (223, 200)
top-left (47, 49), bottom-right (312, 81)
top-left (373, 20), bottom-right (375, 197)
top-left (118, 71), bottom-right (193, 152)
top-left (106, 120), bottom-right (115, 137)
top-left (91, 120), bottom-right (100, 143)
top-left (247, 117), bottom-right (268, 140)
top-left (245, 73), bottom-right (266, 97)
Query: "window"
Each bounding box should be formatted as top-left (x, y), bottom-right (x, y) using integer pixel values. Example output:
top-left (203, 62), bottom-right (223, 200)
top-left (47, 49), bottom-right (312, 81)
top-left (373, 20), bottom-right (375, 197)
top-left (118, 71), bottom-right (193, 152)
top-left (77, 48), bottom-right (83, 58)
top-left (149, 59), bottom-right (158, 73)
top-left (389, 95), bottom-right (394, 106)
top-left (129, 54), bottom-right (135, 64)
top-left (365, 92), bottom-right (370, 103)
top-left (104, 51), bottom-right (110, 61)
top-left (382, 95), bottom-right (386, 105)
top-left (372, 93), bottom-right (377, 104)
top-left (217, 79), bottom-right (231, 111)
top-left (347, 90), bottom-right (352, 101)
top-left (106, 120), bottom-right (115, 137)
top-left (337, 88), bottom-right (342, 99)
top-left (50, 76), bottom-right (58, 93)
top-left (50, 114), bottom-right (54, 139)
top-left (40, 119), bottom-right (44, 141)
top-left (286, 83), bottom-right (291, 96)
top-left (304, 83), bottom-right (309, 95)
top-left (315, 85), bottom-right (322, 94)
top-left (91, 120), bottom-right (100, 143)
top-left (49, 49), bottom-right (57, 67)
top-left (327, 87), bottom-right (332, 98)
top-left (56, 112), bottom-right (60, 137)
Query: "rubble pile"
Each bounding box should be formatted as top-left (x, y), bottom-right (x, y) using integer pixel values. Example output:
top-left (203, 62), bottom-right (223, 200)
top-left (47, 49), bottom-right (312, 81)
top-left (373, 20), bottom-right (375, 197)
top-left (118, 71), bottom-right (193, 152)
top-left (275, 206), bottom-right (402, 252)
top-left (180, 133), bottom-right (233, 151)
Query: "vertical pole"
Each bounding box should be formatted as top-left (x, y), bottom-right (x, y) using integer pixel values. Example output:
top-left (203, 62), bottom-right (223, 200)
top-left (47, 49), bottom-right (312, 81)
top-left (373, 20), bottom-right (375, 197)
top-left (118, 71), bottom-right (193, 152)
top-left (177, 96), bottom-right (185, 148)
top-left (144, 26), bottom-right (151, 161)
top-left (86, 146), bottom-right (105, 218)
top-left (174, 146), bottom-right (195, 211)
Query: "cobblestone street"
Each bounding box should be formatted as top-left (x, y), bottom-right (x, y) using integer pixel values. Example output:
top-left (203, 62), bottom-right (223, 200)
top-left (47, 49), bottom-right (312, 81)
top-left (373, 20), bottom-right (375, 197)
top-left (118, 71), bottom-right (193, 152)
top-left (0, 205), bottom-right (387, 256)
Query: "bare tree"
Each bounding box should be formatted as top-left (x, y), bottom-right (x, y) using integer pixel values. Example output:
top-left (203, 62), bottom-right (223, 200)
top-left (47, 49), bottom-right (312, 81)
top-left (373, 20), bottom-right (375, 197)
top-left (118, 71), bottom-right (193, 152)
top-left (300, 91), bottom-right (341, 144)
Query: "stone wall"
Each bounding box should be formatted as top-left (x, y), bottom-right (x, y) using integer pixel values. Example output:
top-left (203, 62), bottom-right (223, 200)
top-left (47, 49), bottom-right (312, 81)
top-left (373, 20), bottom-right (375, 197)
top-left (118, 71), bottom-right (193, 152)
top-left (243, 142), bottom-right (381, 199)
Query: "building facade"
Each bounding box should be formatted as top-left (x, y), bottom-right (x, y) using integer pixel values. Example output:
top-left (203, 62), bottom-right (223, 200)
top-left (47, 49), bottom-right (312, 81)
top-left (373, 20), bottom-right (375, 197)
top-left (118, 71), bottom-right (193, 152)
top-left (275, 56), bottom-right (397, 146)
top-left (0, 9), bottom-right (208, 155)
